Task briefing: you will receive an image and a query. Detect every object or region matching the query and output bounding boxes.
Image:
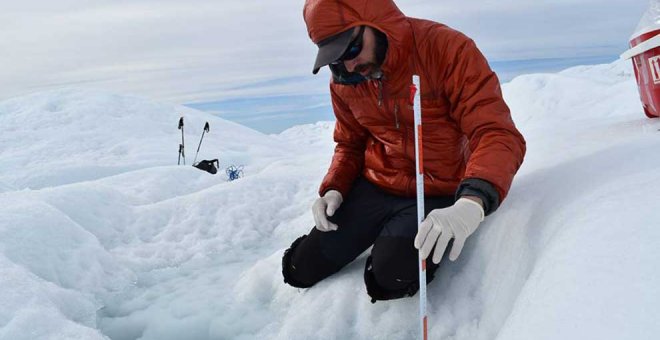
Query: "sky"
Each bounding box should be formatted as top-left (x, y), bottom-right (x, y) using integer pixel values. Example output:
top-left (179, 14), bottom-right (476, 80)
top-left (0, 0), bottom-right (650, 132)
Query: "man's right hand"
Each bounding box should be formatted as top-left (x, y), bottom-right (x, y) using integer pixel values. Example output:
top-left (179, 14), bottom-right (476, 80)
top-left (312, 190), bottom-right (343, 232)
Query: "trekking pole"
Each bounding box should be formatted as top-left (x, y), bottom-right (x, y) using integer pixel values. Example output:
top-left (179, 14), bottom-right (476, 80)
top-left (411, 75), bottom-right (428, 340)
top-left (178, 117), bottom-right (186, 165)
top-left (193, 122), bottom-right (210, 164)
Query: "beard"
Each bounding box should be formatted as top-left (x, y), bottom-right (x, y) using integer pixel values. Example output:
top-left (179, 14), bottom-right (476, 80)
top-left (354, 62), bottom-right (383, 80)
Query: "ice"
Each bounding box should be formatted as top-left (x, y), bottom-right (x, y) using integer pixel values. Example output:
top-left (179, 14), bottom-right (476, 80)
top-left (1, 58), bottom-right (659, 339)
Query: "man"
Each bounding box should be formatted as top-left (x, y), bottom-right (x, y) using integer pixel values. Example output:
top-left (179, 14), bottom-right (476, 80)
top-left (282, 0), bottom-right (526, 302)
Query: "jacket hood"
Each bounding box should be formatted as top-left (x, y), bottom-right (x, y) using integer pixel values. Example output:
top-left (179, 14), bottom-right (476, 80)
top-left (303, 0), bottom-right (413, 76)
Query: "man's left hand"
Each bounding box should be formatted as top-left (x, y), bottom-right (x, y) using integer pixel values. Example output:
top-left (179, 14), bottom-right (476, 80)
top-left (414, 197), bottom-right (485, 264)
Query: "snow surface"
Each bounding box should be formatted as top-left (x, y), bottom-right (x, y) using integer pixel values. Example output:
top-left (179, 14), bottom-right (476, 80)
top-left (0, 59), bottom-right (659, 340)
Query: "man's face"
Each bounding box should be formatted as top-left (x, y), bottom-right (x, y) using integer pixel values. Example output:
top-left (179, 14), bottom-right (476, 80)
top-left (342, 26), bottom-right (382, 79)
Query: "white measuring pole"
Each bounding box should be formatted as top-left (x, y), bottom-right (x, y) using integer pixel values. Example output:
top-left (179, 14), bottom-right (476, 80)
top-left (412, 75), bottom-right (428, 340)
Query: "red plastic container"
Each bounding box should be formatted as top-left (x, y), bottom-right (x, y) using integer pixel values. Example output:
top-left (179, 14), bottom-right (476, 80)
top-left (628, 30), bottom-right (660, 118)
top-left (622, 2), bottom-right (660, 118)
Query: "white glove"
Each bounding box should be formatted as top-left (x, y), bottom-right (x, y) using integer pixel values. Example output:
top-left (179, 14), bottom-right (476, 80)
top-left (312, 190), bottom-right (343, 232)
top-left (414, 197), bottom-right (485, 264)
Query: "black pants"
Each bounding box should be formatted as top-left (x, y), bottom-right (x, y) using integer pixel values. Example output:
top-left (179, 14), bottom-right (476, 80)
top-left (282, 177), bottom-right (455, 302)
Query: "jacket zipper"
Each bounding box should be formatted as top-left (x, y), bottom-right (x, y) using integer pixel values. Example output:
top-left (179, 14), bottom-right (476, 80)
top-left (377, 79), bottom-right (384, 107)
top-left (394, 104), bottom-right (400, 129)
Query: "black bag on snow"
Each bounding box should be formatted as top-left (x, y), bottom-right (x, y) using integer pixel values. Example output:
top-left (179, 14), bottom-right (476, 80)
top-left (193, 159), bottom-right (219, 174)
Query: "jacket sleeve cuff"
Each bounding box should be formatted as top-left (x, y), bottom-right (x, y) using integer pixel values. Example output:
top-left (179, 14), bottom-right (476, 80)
top-left (455, 178), bottom-right (500, 216)
top-left (319, 181), bottom-right (351, 199)
top-left (319, 186), bottom-right (344, 198)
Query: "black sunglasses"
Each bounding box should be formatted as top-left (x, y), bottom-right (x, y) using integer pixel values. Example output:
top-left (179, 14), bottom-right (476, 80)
top-left (332, 26), bottom-right (365, 64)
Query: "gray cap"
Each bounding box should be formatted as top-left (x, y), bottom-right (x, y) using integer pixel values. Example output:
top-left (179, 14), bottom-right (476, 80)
top-left (312, 28), bottom-right (355, 74)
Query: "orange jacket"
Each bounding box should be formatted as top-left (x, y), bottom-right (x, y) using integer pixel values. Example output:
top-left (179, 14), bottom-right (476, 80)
top-left (304, 0), bottom-right (526, 213)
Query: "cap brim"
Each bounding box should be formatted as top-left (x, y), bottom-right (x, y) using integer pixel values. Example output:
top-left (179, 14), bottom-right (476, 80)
top-left (312, 28), bottom-right (355, 74)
